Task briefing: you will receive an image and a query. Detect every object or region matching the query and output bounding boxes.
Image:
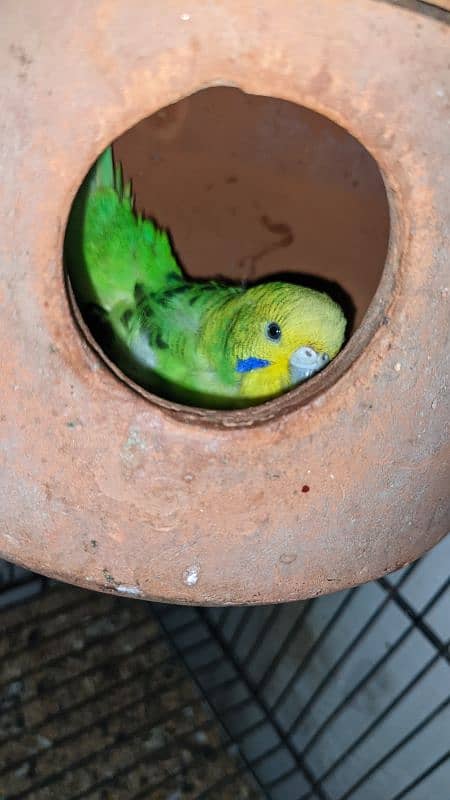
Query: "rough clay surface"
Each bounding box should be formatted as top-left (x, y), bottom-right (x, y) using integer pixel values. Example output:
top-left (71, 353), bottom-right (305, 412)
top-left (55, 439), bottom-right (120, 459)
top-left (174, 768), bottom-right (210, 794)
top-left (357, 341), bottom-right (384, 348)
top-left (0, 0), bottom-right (449, 603)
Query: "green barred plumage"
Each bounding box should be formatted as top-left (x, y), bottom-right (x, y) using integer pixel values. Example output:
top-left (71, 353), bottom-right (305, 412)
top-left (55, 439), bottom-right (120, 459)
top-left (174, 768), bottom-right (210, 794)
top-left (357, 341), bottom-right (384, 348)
top-left (65, 147), bottom-right (346, 408)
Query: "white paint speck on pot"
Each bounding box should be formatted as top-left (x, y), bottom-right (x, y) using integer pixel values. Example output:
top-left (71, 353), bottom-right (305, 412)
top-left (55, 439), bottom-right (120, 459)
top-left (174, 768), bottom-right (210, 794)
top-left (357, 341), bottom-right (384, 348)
top-left (116, 584), bottom-right (142, 597)
top-left (183, 565), bottom-right (199, 586)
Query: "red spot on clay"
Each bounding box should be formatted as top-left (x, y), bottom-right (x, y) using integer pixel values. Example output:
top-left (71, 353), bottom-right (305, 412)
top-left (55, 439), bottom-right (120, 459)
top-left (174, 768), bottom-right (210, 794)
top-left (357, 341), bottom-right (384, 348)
top-left (302, 485), bottom-right (310, 493)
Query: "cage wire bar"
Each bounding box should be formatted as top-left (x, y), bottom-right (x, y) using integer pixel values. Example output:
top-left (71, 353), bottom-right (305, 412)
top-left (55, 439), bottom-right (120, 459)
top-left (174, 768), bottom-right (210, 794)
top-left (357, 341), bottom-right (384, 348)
top-left (0, 534), bottom-right (449, 800)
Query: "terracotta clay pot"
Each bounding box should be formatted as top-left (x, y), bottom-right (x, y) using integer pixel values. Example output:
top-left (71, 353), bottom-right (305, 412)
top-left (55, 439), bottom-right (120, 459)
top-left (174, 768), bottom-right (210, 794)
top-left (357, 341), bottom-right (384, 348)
top-left (1, 0), bottom-right (449, 603)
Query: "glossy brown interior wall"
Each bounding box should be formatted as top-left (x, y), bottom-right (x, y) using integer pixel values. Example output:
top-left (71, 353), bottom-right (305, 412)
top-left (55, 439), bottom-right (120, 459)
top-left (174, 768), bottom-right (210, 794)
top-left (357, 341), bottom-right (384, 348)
top-left (114, 87), bottom-right (390, 328)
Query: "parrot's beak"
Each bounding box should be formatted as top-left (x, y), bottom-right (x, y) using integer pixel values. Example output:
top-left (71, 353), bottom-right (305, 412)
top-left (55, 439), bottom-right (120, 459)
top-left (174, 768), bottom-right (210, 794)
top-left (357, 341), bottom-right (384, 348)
top-left (289, 346), bottom-right (329, 384)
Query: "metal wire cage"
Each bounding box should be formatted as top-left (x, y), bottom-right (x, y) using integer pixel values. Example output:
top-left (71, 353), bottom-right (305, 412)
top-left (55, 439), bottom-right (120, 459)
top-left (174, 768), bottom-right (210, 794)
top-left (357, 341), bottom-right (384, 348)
top-left (0, 535), bottom-right (449, 800)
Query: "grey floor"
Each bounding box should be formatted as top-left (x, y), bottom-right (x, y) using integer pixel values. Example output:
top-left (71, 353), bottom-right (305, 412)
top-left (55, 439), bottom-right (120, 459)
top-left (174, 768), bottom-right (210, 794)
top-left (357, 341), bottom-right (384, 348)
top-left (0, 532), bottom-right (449, 799)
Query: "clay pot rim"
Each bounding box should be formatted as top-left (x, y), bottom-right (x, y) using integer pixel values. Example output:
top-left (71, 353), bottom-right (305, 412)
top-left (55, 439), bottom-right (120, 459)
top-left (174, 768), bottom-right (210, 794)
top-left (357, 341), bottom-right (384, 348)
top-left (64, 87), bottom-right (398, 430)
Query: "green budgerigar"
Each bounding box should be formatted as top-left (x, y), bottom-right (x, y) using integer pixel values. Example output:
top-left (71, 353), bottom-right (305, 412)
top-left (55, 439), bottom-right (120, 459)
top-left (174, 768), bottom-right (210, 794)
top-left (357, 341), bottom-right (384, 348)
top-left (65, 147), bottom-right (346, 408)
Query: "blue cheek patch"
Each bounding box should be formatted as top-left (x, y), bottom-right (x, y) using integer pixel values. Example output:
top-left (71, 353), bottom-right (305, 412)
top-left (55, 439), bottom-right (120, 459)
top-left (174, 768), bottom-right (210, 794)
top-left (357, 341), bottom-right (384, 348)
top-left (236, 357), bottom-right (271, 373)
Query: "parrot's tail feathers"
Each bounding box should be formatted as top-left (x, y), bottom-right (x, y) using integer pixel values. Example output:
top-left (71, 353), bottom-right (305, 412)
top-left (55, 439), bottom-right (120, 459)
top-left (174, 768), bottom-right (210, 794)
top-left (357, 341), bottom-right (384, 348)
top-left (88, 146), bottom-right (132, 204)
top-left (89, 147), bottom-right (184, 288)
top-left (113, 160), bottom-right (133, 203)
top-left (92, 146), bottom-right (115, 191)
top-left (65, 144), bottom-right (185, 310)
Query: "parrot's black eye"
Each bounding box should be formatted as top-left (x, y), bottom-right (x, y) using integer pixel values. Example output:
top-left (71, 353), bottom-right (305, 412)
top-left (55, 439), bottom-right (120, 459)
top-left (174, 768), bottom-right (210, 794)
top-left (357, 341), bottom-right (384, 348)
top-left (266, 322), bottom-right (282, 342)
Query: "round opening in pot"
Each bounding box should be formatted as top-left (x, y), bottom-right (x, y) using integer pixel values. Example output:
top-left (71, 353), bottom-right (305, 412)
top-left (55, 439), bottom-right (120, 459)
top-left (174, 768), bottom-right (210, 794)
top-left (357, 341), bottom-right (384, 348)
top-left (64, 86), bottom-right (390, 420)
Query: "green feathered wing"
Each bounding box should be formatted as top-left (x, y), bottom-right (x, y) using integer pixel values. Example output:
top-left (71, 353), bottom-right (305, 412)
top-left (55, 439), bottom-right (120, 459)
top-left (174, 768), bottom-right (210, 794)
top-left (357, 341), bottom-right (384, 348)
top-left (64, 147), bottom-right (243, 405)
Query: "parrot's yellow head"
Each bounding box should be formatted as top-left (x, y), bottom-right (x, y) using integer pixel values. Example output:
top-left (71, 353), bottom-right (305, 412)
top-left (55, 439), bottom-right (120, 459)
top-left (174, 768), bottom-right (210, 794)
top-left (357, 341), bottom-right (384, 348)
top-left (230, 282), bottom-right (347, 402)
